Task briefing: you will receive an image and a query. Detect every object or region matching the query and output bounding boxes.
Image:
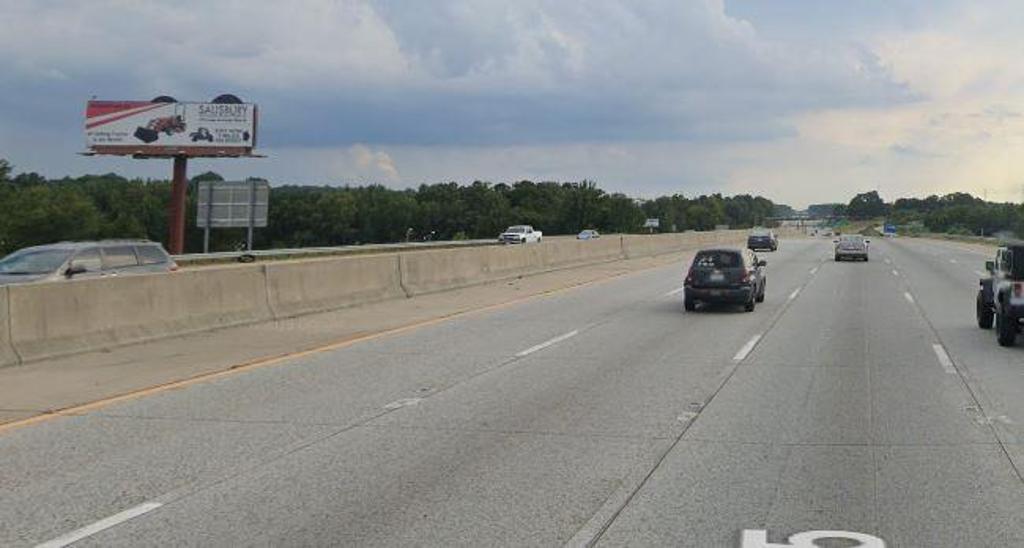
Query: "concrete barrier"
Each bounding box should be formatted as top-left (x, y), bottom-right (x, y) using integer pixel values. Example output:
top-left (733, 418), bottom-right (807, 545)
top-left (621, 233), bottom-right (685, 258)
top-left (399, 244), bottom-right (545, 296)
top-left (538, 237), bottom-right (624, 269)
top-left (2, 229), bottom-right (757, 365)
top-left (265, 254), bottom-right (405, 318)
top-left (0, 286), bottom-right (19, 367)
top-left (8, 266), bottom-right (272, 363)
top-left (621, 231), bottom-right (749, 258)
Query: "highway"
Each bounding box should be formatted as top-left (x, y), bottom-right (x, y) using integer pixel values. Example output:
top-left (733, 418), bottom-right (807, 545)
top-left (2, 238), bottom-right (1023, 547)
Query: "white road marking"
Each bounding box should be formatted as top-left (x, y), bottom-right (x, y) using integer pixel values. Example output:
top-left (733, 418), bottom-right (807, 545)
top-left (516, 330), bottom-right (579, 357)
top-left (809, 266), bottom-right (819, 275)
top-left (892, 269), bottom-right (899, 277)
top-left (932, 343), bottom-right (956, 374)
top-left (904, 292), bottom-right (915, 304)
top-left (788, 288), bottom-right (801, 301)
top-left (949, 258), bottom-right (958, 264)
top-left (884, 258), bottom-right (892, 264)
top-left (35, 502), bottom-right (163, 548)
top-left (663, 287), bottom-right (684, 297)
top-left (383, 397), bottom-right (422, 410)
top-left (733, 334), bottom-right (762, 362)
top-left (975, 270), bottom-right (988, 278)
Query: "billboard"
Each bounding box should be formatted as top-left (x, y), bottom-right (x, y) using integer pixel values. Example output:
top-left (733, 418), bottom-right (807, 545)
top-left (85, 100), bottom-right (258, 157)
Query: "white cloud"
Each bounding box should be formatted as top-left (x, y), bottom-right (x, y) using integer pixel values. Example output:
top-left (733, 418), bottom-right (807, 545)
top-left (350, 144), bottom-right (400, 182)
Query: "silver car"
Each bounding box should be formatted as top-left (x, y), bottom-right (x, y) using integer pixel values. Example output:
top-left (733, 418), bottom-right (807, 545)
top-left (834, 234), bottom-right (870, 261)
top-left (0, 240), bottom-right (177, 285)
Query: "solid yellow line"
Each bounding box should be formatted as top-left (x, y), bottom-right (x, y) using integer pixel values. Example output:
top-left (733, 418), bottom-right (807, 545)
top-left (0, 256), bottom-right (685, 435)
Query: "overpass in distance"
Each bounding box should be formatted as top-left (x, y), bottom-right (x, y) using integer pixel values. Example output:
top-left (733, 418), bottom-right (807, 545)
top-left (1, 234), bottom-right (1023, 546)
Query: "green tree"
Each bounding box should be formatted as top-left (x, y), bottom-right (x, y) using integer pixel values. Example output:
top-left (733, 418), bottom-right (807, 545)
top-left (847, 191), bottom-right (888, 220)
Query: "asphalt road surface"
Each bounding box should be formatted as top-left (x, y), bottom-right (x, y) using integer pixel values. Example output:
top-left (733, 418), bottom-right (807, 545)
top-left (3, 238), bottom-right (1023, 547)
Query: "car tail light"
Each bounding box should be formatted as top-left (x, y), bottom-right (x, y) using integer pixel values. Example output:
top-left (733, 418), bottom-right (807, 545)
top-left (169, 262), bottom-right (180, 272)
top-left (739, 269), bottom-right (752, 283)
top-left (685, 268), bottom-right (694, 285)
top-left (1015, 283), bottom-right (1023, 298)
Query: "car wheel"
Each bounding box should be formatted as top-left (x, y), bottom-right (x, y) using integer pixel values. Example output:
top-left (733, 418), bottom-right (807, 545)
top-left (997, 311), bottom-right (1017, 346)
top-left (744, 299), bottom-right (755, 312)
top-left (863, 255), bottom-right (869, 262)
top-left (834, 255), bottom-right (841, 262)
top-left (684, 296), bottom-right (696, 312)
top-left (755, 282), bottom-right (765, 303)
top-left (977, 291), bottom-right (994, 329)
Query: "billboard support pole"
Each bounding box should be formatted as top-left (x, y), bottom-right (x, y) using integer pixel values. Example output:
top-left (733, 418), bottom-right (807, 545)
top-left (168, 155), bottom-right (188, 255)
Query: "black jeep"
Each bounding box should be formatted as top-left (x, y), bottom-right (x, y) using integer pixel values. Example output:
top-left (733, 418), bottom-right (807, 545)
top-left (977, 243), bottom-right (1024, 346)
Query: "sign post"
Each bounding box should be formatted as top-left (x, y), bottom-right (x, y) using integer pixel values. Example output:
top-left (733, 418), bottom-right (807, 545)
top-left (82, 96), bottom-right (261, 254)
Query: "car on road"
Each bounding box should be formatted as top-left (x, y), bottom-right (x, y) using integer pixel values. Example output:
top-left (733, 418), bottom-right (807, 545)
top-left (747, 228), bottom-right (778, 251)
top-left (976, 242), bottom-right (1024, 346)
top-left (684, 248), bottom-right (767, 312)
top-left (577, 229), bottom-right (600, 240)
top-left (0, 240), bottom-right (177, 285)
top-left (499, 225), bottom-right (543, 244)
top-left (834, 234), bottom-right (870, 261)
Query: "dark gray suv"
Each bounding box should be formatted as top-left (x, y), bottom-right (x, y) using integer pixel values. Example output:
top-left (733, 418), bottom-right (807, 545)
top-left (0, 240), bottom-right (177, 285)
top-left (684, 248), bottom-right (767, 312)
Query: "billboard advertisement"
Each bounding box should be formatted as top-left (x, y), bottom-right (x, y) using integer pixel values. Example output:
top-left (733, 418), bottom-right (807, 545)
top-left (85, 100), bottom-right (258, 156)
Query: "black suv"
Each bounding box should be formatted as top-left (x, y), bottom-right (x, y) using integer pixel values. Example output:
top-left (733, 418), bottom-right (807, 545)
top-left (976, 243), bottom-right (1024, 346)
top-left (747, 229), bottom-right (778, 252)
top-left (684, 248), bottom-right (767, 312)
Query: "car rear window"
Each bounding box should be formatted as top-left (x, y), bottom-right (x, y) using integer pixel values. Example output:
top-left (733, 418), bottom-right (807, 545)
top-left (102, 246), bottom-right (139, 269)
top-left (136, 245), bottom-right (168, 265)
top-left (693, 251), bottom-right (741, 268)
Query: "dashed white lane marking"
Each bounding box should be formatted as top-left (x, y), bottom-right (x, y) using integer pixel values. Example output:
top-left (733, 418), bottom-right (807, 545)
top-left (733, 334), bottom-right (762, 362)
top-left (809, 266), bottom-right (819, 275)
top-left (904, 292), bottom-right (915, 304)
top-left (949, 258), bottom-right (958, 264)
top-left (932, 343), bottom-right (956, 374)
top-left (892, 269), bottom-right (899, 277)
top-left (516, 330), bottom-right (579, 357)
top-left (788, 288), bottom-right (801, 301)
top-left (663, 287), bottom-right (684, 297)
top-left (35, 502), bottom-right (163, 548)
top-left (383, 397), bottom-right (422, 410)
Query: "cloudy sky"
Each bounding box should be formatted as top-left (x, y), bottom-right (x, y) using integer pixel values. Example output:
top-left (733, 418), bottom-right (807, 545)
top-left (1, 0), bottom-right (1023, 207)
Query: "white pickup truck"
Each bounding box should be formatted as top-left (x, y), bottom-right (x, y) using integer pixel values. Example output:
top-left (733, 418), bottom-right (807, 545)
top-left (498, 225), bottom-right (543, 244)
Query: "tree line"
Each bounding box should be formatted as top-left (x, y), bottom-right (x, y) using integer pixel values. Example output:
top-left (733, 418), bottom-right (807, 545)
top-left (0, 159), bottom-right (782, 256)
top-left (810, 190), bottom-right (1024, 237)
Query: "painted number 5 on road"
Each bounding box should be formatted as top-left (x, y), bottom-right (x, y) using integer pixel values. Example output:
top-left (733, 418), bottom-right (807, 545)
top-left (742, 529), bottom-right (885, 548)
